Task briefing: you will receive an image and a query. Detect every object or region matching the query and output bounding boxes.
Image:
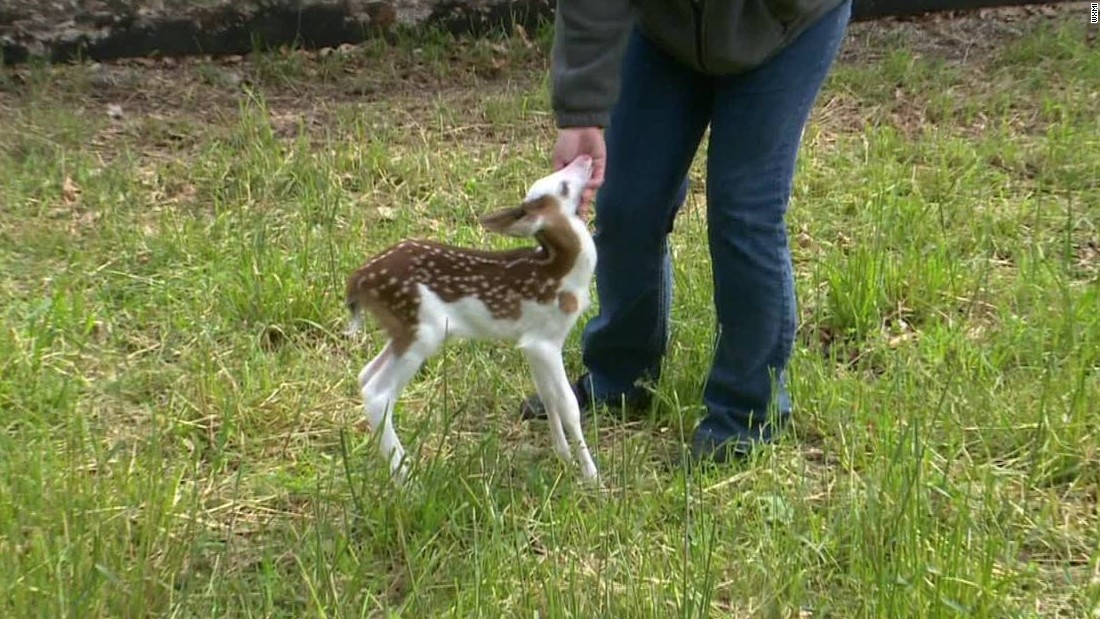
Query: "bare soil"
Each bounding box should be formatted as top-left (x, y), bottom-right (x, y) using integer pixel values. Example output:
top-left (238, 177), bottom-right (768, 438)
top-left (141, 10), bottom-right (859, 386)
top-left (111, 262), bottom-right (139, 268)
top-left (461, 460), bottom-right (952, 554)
top-left (840, 1), bottom-right (1092, 63)
top-left (0, 0), bottom-right (555, 64)
top-left (0, 0), bottom-right (1090, 65)
top-left (0, 1), bottom-right (1089, 165)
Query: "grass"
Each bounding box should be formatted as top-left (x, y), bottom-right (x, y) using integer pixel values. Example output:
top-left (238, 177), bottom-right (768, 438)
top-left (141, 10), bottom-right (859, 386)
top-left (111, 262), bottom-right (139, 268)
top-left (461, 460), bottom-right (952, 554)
top-left (1, 9), bottom-right (1098, 618)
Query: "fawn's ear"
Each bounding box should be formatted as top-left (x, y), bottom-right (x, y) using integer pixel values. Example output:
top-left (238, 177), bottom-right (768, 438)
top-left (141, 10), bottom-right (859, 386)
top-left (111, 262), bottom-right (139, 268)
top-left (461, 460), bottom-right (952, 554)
top-left (479, 200), bottom-right (543, 237)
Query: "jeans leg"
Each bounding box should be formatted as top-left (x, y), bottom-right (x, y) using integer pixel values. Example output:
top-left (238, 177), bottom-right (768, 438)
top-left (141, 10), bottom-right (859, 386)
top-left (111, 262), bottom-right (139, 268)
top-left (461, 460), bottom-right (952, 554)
top-left (694, 0), bottom-right (852, 456)
top-left (581, 28), bottom-right (712, 403)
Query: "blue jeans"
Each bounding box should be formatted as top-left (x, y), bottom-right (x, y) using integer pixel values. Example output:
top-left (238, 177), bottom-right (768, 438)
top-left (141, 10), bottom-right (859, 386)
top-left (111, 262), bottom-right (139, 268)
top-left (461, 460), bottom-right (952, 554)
top-left (581, 0), bottom-right (852, 453)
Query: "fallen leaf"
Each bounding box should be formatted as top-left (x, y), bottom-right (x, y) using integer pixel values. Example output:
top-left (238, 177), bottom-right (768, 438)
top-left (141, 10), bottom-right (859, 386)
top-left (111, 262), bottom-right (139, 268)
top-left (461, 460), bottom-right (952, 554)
top-left (513, 23), bottom-right (533, 48)
top-left (62, 176), bottom-right (81, 205)
top-left (796, 230), bottom-right (814, 249)
top-left (887, 332), bottom-right (918, 348)
top-left (73, 210), bottom-right (102, 231)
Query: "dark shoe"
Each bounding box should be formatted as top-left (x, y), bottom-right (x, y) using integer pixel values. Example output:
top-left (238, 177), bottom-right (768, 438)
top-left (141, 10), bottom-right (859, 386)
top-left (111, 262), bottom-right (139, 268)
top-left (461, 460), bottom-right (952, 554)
top-left (690, 427), bottom-right (754, 466)
top-left (519, 373), bottom-right (653, 421)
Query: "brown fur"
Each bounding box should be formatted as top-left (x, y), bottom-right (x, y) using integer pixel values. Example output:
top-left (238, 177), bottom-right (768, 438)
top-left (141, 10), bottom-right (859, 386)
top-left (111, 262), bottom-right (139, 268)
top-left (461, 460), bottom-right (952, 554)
top-left (346, 196), bottom-right (582, 354)
top-left (557, 291), bottom-right (578, 314)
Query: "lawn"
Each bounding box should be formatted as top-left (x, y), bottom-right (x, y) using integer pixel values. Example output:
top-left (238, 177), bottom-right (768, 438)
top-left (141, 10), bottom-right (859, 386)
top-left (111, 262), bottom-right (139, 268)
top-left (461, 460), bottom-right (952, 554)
top-left (1, 6), bottom-right (1098, 618)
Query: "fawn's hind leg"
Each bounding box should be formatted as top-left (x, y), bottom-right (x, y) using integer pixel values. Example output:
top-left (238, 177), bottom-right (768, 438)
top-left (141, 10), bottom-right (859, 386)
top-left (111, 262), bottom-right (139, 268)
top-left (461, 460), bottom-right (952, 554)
top-left (358, 341), bottom-right (394, 390)
top-left (361, 332), bottom-right (443, 485)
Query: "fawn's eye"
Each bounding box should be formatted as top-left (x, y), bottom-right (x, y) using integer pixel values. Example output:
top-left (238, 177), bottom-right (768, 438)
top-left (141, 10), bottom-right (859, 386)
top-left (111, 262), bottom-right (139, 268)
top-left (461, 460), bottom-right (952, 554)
top-left (559, 181), bottom-right (569, 198)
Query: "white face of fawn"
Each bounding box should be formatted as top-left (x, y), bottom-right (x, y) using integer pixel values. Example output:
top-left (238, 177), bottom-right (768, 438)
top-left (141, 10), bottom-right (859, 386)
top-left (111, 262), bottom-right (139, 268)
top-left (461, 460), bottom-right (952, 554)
top-left (523, 155), bottom-right (592, 213)
top-left (479, 155), bottom-right (593, 238)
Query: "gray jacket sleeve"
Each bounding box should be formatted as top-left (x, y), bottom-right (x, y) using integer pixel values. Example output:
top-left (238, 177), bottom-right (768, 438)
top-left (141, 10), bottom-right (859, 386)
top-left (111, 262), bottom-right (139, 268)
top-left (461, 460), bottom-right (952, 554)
top-left (550, 0), bottom-right (634, 129)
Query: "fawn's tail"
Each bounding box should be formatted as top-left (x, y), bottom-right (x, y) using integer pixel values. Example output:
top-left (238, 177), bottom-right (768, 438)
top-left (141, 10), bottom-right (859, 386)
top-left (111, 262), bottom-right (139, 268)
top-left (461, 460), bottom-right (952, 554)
top-left (344, 299), bottom-right (364, 336)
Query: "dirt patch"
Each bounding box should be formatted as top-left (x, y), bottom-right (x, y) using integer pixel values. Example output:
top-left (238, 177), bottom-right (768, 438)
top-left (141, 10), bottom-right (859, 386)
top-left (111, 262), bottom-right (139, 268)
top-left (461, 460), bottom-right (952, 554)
top-left (0, 2), bottom-right (1087, 169)
top-left (0, 1), bottom-right (397, 64)
top-left (840, 1), bottom-right (1090, 63)
top-left (0, 0), bottom-right (556, 64)
top-left (2, 0), bottom-right (1091, 66)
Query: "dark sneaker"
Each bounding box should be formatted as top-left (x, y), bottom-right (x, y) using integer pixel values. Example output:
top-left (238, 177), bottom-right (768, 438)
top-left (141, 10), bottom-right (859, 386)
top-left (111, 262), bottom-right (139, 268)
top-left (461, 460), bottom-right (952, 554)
top-left (518, 373), bottom-right (653, 421)
top-left (689, 427), bottom-right (754, 466)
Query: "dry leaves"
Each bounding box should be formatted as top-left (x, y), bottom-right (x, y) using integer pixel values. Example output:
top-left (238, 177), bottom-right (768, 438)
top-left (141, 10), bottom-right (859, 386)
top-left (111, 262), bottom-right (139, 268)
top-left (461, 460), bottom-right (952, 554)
top-left (61, 176), bottom-right (81, 206)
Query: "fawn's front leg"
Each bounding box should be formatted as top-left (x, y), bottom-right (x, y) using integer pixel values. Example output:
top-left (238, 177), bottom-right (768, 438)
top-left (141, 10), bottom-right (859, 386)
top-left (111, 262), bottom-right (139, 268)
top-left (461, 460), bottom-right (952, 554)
top-left (521, 344), bottom-right (573, 465)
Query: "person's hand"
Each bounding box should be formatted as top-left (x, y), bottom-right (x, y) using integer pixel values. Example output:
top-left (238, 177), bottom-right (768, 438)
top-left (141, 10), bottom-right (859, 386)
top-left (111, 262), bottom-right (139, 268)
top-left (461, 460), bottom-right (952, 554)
top-left (553, 127), bottom-right (606, 219)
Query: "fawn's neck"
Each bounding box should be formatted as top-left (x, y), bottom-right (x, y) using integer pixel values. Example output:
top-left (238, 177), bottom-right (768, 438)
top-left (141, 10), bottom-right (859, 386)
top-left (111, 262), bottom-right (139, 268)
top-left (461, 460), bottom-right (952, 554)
top-left (533, 216), bottom-right (594, 287)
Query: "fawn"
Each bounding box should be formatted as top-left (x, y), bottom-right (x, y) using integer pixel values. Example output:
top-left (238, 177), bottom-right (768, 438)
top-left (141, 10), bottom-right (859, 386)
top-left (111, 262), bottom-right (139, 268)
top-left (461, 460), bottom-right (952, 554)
top-left (345, 156), bottom-right (599, 486)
